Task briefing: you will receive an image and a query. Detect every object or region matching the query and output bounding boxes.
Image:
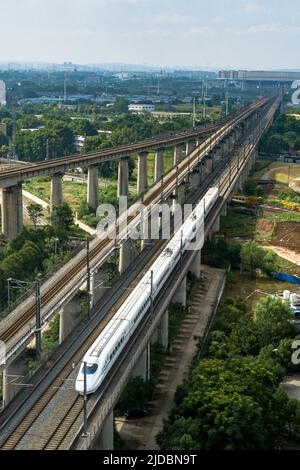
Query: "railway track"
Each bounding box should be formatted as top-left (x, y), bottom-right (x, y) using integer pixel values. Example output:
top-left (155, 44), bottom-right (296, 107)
top-left (0, 116), bottom-right (237, 181)
top-left (0, 95), bottom-right (279, 450)
top-left (0, 97), bottom-right (272, 353)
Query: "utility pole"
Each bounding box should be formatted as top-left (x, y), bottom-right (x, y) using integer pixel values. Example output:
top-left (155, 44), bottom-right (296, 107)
top-left (202, 80), bottom-right (206, 120)
top-left (150, 270), bottom-right (154, 316)
top-left (82, 361), bottom-right (88, 437)
top-left (192, 97), bottom-right (196, 128)
top-left (35, 275), bottom-right (42, 359)
top-left (86, 237), bottom-right (91, 320)
top-left (225, 82), bottom-right (229, 116)
top-left (46, 139), bottom-right (49, 161)
top-left (64, 76), bottom-right (67, 103)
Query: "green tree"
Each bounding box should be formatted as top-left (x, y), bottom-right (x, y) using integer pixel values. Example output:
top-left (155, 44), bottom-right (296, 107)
top-left (240, 241), bottom-right (266, 276)
top-left (27, 203), bottom-right (43, 228)
top-left (113, 97), bottom-right (129, 113)
top-left (255, 296), bottom-right (294, 347)
top-left (51, 202), bottom-right (73, 230)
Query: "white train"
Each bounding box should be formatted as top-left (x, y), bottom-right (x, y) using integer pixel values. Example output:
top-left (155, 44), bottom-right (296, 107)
top-left (75, 187), bottom-right (219, 394)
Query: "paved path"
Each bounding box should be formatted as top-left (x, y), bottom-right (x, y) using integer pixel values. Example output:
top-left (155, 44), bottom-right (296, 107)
top-left (23, 189), bottom-right (49, 209)
top-left (22, 189), bottom-right (96, 235)
top-left (263, 245), bottom-right (300, 267)
top-left (115, 265), bottom-right (226, 450)
top-left (281, 374), bottom-right (300, 400)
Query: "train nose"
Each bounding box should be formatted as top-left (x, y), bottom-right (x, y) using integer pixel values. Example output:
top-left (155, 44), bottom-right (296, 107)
top-left (75, 379), bottom-right (85, 394)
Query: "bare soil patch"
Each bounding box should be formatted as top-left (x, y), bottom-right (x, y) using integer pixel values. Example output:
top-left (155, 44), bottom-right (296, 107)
top-left (273, 222), bottom-right (300, 251)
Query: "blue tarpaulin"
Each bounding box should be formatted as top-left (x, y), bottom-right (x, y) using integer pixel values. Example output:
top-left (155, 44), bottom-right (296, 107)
top-left (270, 271), bottom-right (300, 285)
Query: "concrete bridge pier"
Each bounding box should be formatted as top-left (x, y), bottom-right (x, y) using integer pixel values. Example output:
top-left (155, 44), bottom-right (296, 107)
top-left (2, 351), bottom-right (31, 407)
top-left (118, 157), bottom-right (131, 273)
top-left (151, 310), bottom-right (169, 349)
top-left (118, 239), bottom-right (133, 274)
top-left (117, 157), bottom-right (129, 199)
top-left (90, 269), bottom-right (109, 307)
top-left (1, 183), bottom-right (23, 240)
top-left (221, 203), bottom-right (228, 217)
top-left (203, 157), bottom-right (212, 176)
top-left (50, 173), bottom-right (64, 214)
top-left (131, 343), bottom-right (150, 382)
top-left (172, 183), bottom-right (185, 213)
top-left (172, 276), bottom-right (187, 307)
top-left (154, 149), bottom-right (164, 182)
top-left (189, 250), bottom-right (201, 280)
top-left (87, 166), bottom-right (99, 211)
top-left (214, 146), bottom-right (222, 162)
top-left (185, 141), bottom-right (193, 156)
top-left (209, 215), bottom-right (220, 239)
top-left (59, 293), bottom-right (82, 344)
top-left (93, 410), bottom-right (114, 450)
top-left (173, 145), bottom-right (182, 166)
top-left (190, 168), bottom-right (200, 189)
top-left (137, 152), bottom-right (148, 194)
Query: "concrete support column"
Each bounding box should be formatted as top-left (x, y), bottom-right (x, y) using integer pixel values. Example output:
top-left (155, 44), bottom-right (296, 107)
top-left (211, 215), bottom-right (220, 235)
top-left (203, 158), bottom-right (212, 176)
top-left (185, 141), bottom-right (192, 156)
top-left (131, 343), bottom-right (150, 382)
top-left (173, 145), bottom-right (182, 166)
top-left (50, 173), bottom-right (63, 213)
top-left (87, 166), bottom-right (99, 210)
top-left (90, 270), bottom-right (108, 308)
top-left (154, 149), bottom-right (164, 182)
top-left (59, 294), bottom-right (82, 344)
top-left (190, 169), bottom-right (200, 188)
top-left (172, 276), bottom-right (187, 307)
top-left (119, 239), bottom-right (133, 274)
top-left (172, 184), bottom-right (185, 212)
top-left (137, 152), bottom-right (148, 194)
top-left (3, 352), bottom-right (29, 407)
top-left (214, 146), bottom-right (222, 162)
top-left (1, 183), bottom-right (23, 240)
top-left (118, 157), bottom-right (129, 198)
top-left (189, 250), bottom-right (201, 280)
top-left (221, 203), bottom-right (228, 217)
top-left (151, 310), bottom-right (169, 349)
top-left (94, 410), bottom-right (114, 450)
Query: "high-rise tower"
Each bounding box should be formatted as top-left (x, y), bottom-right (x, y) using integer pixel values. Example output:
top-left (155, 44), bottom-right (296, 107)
top-left (0, 80), bottom-right (6, 106)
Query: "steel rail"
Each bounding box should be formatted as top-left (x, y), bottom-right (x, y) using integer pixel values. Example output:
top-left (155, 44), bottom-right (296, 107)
top-left (0, 96), bottom-right (278, 450)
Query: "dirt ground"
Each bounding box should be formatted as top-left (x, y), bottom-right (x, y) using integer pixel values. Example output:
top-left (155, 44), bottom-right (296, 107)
top-left (273, 221), bottom-right (300, 252)
top-left (257, 219), bottom-right (273, 235)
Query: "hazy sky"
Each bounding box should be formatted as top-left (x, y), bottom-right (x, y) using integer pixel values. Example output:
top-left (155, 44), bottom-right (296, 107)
top-left (1, 0), bottom-right (300, 69)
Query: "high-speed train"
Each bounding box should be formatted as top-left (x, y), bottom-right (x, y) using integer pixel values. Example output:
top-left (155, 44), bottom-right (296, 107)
top-left (75, 187), bottom-right (219, 394)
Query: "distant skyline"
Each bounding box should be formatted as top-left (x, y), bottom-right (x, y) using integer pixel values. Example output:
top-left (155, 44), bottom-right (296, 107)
top-left (1, 0), bottom-right (300, 69)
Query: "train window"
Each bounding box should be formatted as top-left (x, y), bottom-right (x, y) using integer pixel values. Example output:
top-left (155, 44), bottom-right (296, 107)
top-left (82, 363), bottom-right (98, 375)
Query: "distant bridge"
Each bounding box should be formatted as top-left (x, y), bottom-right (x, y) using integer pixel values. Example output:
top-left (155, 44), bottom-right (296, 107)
top-left (219, 70), bottom-right (300, 82)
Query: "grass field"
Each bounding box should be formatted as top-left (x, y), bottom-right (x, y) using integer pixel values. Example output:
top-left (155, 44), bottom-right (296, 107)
top-left (252, 161), bottom-right (300, 185)
top-left (222, 270), bottom-right (298, 312)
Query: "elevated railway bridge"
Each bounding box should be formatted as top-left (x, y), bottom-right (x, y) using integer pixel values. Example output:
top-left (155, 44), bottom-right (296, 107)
top-left (0, 94), bottom-right (281, 450)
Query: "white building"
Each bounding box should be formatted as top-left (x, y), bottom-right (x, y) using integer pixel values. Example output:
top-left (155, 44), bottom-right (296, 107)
top-left (128, 103), bottom-right (155, 113)
top-left (0, 80), bottom-right (6, 106)
top-left (74, 135), bottom-right (85, 152)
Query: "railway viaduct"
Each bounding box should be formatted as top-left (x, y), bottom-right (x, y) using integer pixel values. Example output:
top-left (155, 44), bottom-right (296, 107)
top-left (0, 94), bottom-right (281, 449)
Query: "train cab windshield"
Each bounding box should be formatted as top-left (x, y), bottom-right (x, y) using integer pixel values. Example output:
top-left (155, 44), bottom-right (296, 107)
top-left (82, 363), bottom-right (98, 375)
